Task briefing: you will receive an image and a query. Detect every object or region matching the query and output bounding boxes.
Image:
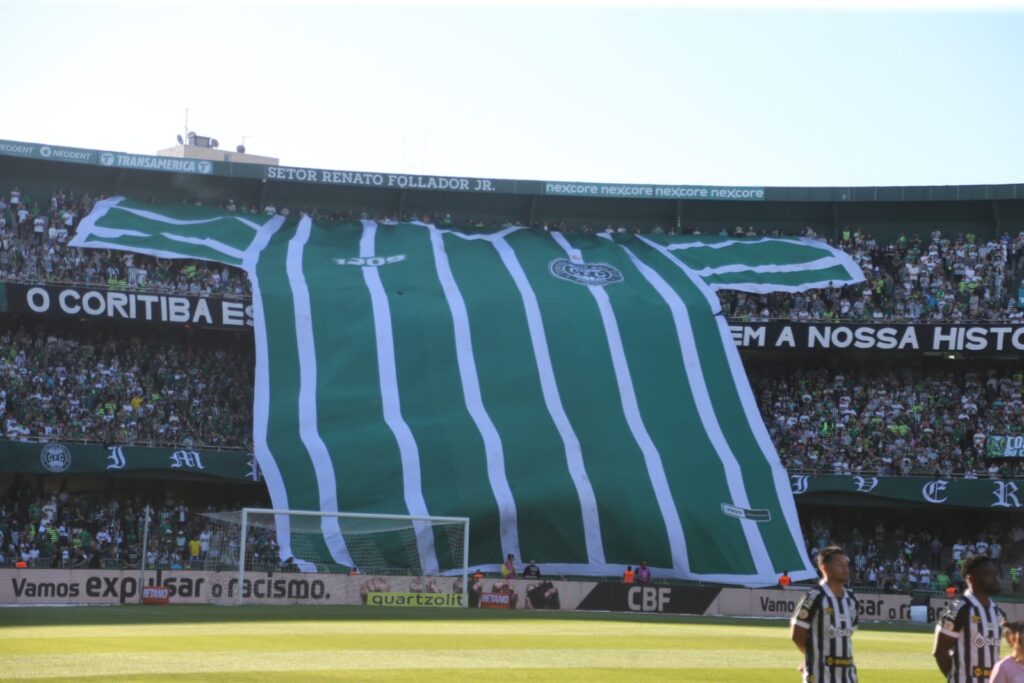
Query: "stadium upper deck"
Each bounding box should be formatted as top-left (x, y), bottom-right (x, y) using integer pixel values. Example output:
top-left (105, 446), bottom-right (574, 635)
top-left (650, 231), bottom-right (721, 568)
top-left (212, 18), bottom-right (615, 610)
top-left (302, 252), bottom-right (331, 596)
top-left (2, 137), bottom-right (1023, 238)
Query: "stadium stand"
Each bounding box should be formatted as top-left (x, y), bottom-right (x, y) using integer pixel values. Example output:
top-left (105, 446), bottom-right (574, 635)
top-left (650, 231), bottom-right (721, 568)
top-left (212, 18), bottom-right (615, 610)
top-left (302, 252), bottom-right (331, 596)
top-left (3, 185), bottom-right (1024, 322)
top-left (0, 323), bottom-right (253, 449)
top-left (1, 149), bottom-right (1023, 599)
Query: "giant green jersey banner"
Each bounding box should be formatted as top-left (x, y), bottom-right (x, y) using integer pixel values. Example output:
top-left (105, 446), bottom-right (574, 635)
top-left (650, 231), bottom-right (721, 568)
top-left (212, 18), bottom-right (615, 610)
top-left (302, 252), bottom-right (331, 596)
top-left (71, 197), bottom-right (864, 585)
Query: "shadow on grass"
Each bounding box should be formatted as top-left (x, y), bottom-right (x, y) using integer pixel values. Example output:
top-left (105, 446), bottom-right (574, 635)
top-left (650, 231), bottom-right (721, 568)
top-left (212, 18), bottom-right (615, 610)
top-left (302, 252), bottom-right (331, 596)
top-left (0, 604), bottom-right (935, 633)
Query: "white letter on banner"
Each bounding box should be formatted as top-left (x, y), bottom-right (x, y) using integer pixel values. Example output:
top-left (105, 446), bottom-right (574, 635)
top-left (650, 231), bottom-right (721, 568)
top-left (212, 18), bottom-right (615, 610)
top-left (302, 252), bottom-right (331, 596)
top-left (26, 287), bottom-right (50, 312)
top-left (58, 289), bottom-right (79, 314)
top-left (168, 297), bottom-right (190, 322)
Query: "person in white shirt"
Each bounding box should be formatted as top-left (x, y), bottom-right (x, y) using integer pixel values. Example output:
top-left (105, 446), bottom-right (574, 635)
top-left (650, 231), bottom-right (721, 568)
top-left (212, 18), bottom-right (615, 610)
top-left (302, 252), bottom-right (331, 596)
top-left (952, 540), bottom-right (966, 564)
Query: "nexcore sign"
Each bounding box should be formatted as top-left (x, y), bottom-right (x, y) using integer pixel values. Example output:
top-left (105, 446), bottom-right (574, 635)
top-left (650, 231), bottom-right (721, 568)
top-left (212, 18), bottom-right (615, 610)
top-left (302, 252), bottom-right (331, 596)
top-left (543, 182), bottom-right (766, 200)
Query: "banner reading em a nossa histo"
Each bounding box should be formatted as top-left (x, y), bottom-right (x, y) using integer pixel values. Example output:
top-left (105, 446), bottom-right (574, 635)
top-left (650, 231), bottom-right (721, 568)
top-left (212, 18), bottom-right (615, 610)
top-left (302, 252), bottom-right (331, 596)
top-left (730, 322), bottom-right (1024, 353)
top-left (0, 283), bottom-right (252, 328)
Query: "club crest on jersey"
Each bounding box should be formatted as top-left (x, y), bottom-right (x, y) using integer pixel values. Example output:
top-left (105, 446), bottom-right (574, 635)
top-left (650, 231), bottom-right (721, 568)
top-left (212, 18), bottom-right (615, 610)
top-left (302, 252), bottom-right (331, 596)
top-left (549, 258), bottom-right (623, 287)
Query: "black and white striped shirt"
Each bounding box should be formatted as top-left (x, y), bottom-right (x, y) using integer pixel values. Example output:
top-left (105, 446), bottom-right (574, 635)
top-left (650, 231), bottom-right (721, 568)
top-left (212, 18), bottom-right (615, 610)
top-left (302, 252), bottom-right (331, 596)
top-left (791, 580), bottom-right (860, 683)
top-left (937, 590), bottom-right (1007, 683)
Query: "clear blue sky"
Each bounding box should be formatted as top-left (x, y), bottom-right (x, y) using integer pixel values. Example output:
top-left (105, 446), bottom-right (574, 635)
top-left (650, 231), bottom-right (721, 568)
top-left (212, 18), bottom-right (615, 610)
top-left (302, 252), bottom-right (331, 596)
top-left (1, 2), bottom-right (1021, 187)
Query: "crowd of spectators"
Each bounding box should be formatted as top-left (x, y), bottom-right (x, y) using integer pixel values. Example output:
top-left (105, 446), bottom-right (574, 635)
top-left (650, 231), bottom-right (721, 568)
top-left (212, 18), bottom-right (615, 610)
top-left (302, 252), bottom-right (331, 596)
top-left (0, 485), bottom-right (275, 571)
top-left (4, 185), bottom-right (1024, 323)
top-left (756, 363), bottom-right (1024, 477)
top-left (721, 227), bottom-right (1024, 324)
top-left (803, 516), bottom-right (1024, 595)
top-left (3, 484), bottom-right (1022, 595)
top-left (0, 325), bottom-right (253, 450)
top-left (0, 187), bottom-right (247, 298)
top-left (2, 320), bottom-right (1021, 479)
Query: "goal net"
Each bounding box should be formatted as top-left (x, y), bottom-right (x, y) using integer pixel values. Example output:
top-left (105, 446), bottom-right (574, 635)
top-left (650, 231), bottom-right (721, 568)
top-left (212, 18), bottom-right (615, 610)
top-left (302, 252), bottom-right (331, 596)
top-left (200, 508), bottom-right (469, 606)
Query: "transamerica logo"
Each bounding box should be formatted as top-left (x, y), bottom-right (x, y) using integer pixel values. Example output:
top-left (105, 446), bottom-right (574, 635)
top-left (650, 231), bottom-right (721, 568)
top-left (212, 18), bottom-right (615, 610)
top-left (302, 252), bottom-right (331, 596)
top-left (549, 259), bottom-right (624, 287)
top-left (98, 153), bottom-right (213, 174)
top-left (922, 480), bottom-right (950, 504)
top-left (40, 443), bottom-right (72, 473)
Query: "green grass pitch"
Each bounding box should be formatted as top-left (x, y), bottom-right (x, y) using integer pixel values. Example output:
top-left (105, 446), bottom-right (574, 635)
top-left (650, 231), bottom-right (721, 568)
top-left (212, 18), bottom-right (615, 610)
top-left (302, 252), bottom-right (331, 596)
top-left (0, 605), bottom-right (955, 681)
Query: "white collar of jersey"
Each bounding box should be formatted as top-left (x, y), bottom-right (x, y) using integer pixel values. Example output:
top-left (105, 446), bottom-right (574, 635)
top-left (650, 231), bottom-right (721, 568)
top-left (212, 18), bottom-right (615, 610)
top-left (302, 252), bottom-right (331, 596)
top-left (963, 589), bottom-right (995, 618)
top-left (819, 579), bottom-right (845, 599)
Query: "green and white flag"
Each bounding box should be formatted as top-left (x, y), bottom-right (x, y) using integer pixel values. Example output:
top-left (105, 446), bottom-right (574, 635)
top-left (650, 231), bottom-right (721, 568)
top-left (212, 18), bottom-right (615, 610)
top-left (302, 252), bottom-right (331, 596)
top-left (71, 197), bottom-right (864, 585)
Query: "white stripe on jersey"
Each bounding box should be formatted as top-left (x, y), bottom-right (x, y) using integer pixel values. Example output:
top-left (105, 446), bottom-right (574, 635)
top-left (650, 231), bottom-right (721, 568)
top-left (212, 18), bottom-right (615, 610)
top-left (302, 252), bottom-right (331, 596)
top-left (427, 225), bottom-right (521, 560)
top-left (615, 238), bottom-right (773, 577)
top-left (286, 216), bottom-right (353, 567)
top-left (492, 235), bottom-right (606, 566)
top-left (638, 233), bottom-right (810, 569)
top-left (550, 231), bottom-right (690, 574)
top-left (360, 221), bottom-right (440, 574)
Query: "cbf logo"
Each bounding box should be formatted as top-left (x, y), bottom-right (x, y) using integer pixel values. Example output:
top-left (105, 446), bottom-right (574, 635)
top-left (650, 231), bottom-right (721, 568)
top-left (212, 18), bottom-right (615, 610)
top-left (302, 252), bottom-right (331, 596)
top-left (853, 476), bottom-right (879, 493)
top-left (790, 474), bottom-right (809, 495)
top-left (991, 481), bottom-right (1021, 508)
top-left (99, 152), bottom-right (115, 166)
top-left (170, 450), bottom-right (205, 470)
top-left (106, 446), bottom-right (126, 470)
top-left (922, 479), bottom-right (950, 504)
top-left (40, 443), bottom-right (72, 473)
top-left (549, 259), bottom-right (623, 287)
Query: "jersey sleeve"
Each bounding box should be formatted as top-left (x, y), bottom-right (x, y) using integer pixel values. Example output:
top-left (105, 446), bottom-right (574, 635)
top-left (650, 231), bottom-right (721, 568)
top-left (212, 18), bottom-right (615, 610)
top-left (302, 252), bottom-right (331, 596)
top-left (937, 600), bottom-right (968, 639)
top-left (850, 591), bottom-right (861, 629)
top-left (69, 196), bottom-right (274, 267)
top-left (791, 589), bottom-right (821, 629)
top-left (653, 235), bottom-right (865, 294)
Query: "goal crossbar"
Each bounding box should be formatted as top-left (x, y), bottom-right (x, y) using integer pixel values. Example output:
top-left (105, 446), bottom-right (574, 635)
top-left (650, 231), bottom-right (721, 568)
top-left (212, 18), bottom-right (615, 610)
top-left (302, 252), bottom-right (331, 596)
top-left (236, 508), bottom-right (470, 607)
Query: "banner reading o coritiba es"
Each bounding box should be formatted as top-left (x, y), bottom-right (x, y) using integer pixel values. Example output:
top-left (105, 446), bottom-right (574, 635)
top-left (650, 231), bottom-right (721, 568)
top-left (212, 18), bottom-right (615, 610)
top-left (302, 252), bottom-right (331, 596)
top-left (69, 197), bottom-right (866, 585)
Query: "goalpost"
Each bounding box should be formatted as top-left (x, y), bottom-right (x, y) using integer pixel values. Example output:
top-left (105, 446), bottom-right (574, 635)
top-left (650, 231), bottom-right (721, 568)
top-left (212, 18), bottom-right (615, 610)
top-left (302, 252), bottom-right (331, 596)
top-left (201, 508), bottom-right (470, 607)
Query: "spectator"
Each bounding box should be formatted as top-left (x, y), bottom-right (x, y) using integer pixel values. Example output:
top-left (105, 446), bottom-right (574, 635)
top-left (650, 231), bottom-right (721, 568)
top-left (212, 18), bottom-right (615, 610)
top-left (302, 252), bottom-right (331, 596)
top-left (500, 553), bottom-right (517, 579)
top-left (522, 559), bottom-right (541, 579)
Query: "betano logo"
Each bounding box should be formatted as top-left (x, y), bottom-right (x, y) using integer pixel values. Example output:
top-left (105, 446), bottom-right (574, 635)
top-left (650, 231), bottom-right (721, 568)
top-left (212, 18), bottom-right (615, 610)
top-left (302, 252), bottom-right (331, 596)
top-left (366, 592), bottom-right (463, 608)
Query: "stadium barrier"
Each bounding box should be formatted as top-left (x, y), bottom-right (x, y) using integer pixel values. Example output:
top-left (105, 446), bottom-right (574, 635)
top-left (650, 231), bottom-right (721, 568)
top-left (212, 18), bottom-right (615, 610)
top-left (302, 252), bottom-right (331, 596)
top-left (0, 569), bottom-right (590, 608)
top-left (928, 595), bottom-right (1024, 623)
top-left (4, 568), bottom-right (989, 623)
